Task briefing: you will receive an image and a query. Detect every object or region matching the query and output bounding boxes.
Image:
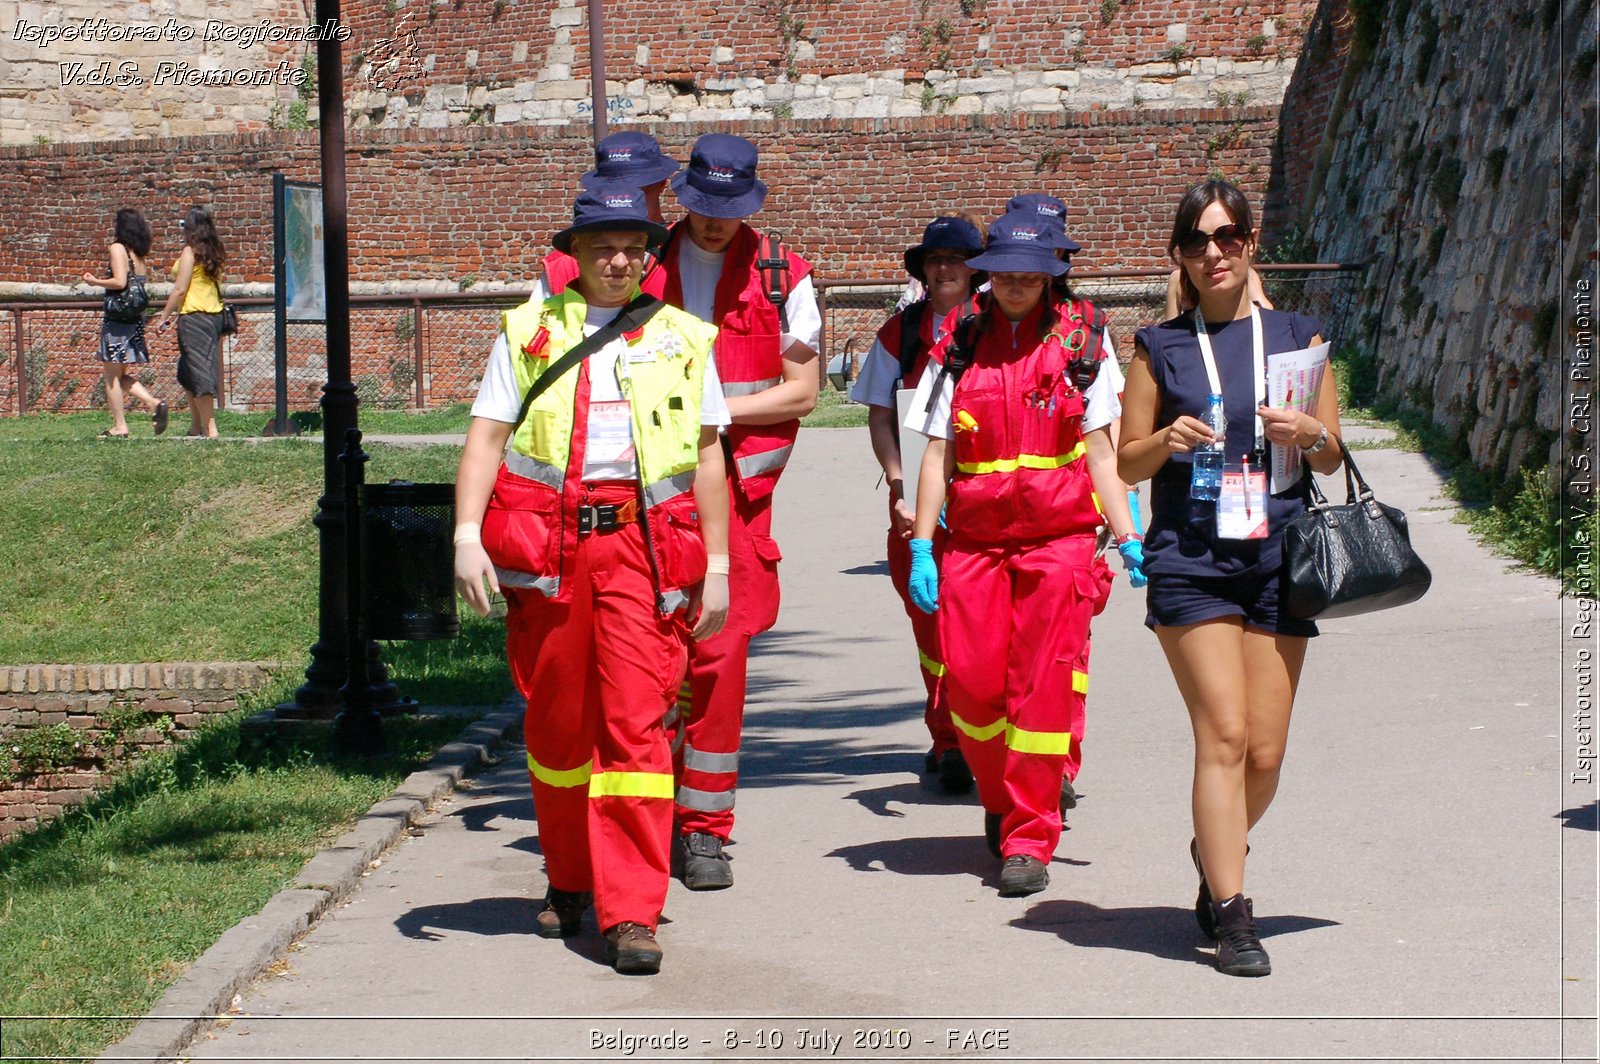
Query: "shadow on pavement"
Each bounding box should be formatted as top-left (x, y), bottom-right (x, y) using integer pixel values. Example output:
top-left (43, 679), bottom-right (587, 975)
top-left (826, 835), bottom-right (1091, 880)
top-left (846, 780), bottom-right (983, 818)
top-left (1012, 900), bottom-right (1338, 966)
top-left (1557, 800), bottom-right (1598, 831)
top-left (840, 561), bottom-right (890, 576)
top-left (453, 795), bottom-right (534, 831)
top-left (395, 896), bottom-right (539, 940)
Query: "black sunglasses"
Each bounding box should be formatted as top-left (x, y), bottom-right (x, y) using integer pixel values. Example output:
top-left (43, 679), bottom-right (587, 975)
top-left (1176, 223), bottom-right (1250, 258)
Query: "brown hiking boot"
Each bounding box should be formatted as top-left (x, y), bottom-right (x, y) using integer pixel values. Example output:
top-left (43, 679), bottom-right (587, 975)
top-left (534, 888), bottom-right (590, 939)
top-left (604, 922), bottom-right (663, 975)
top-left (998, 854), bottom-right (1049, 897)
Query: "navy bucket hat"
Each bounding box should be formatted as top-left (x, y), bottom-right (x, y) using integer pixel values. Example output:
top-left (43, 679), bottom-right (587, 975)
top-left (551, 182), bottom-right (670, 252)
top-left (670, 133), bottom-right (768, 219)
top-left (965, 212), bottom-right (1071, 276)
top-left (903, 216), bottom-right (985, 282)
top-left (579, 131), bottom-right (680, 190)
top-left (1006, 193), bottom-right (1083, 254)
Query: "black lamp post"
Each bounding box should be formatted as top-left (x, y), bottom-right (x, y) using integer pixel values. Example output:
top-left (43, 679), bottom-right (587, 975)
top-left (277, 0), bottom-right (409, 724)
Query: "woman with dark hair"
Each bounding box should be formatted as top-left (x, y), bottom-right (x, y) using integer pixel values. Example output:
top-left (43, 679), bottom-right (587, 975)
top-left (902, 210), bottom-right (1130, 898)
top-left (1118, 179), bottom-right (1344, 977)
top-left (82, 208), bottom-right (167, 438)
top-left (154, 206), bottom-right (227, 438)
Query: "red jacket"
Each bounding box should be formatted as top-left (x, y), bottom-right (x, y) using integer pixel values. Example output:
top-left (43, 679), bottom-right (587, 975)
top-left (935, 298), bottom-right (1106, 547)
top-left (659, 221), bottom-right (812, 504)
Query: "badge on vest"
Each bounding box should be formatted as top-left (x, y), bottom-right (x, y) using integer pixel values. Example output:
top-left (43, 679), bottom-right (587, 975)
top-left (1216, 462), bottom-right (1268, 540)
top-left (522, 326), bottom-right (550, 358)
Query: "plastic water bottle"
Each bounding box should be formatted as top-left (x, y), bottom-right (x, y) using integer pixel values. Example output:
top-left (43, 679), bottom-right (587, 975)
top-left (1190, 393), bottom-right (1226, 501)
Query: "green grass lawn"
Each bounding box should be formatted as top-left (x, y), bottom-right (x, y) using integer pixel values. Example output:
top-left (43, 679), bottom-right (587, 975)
top-left (0, 707), bottom-right (473, 1062)
top-left (801, 383), bottom-right (868, 428)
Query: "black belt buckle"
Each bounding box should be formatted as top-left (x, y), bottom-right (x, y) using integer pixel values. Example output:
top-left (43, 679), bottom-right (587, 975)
top-left (577, 504), bottom-right (620, 535)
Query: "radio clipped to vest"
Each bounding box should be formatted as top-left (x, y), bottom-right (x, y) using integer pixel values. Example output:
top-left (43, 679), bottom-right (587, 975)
top-left (754, 230), bottom-right (793, 332)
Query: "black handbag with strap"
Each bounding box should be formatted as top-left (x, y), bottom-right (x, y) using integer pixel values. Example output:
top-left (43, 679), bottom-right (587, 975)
top-left (102, 246), bottom-right (149, 323)
top-left (1282, 439), bottom-right (1432, 620)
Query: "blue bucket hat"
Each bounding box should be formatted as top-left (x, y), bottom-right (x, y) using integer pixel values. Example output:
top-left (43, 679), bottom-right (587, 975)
top-left (551, 182), bottom-right (670, 252)
top-left (578, 131), bottom-right (680, 190)
top-left (1006, 193), bottom-right (1083, 254)
top-left (903, 216), bottom-right (985, 282)
top-left (670, 133), bottom-right (768, 219)
top-left (965, 211), bottom-right (1071, 276)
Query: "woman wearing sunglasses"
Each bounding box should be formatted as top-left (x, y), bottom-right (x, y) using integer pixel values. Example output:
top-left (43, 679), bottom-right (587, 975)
top-left (1118, 179), bottom-right (1343, 977)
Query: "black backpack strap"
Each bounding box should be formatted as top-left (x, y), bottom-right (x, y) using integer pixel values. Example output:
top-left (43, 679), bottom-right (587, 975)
top-left (897, 300), bottom-right (928, 383)
top-left (755, 230), bottom-right (792, 333)
top-left (1066, 303), bottom-right (1109, 392)
top-left (923, 309), bottom-right (981, 414)
top-left (512, 293), bottom-right (665, 431)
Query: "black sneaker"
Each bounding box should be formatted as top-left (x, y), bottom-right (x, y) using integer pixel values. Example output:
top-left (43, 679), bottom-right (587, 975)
top-left (1190, 839), bottom-right (1217, 940)
top-left (534, 887), bottom-right (590, 939)
top-left (937, 748), bottom-right (974, 794)
top-left (983, 812), bottom-right (1002, 858)
top-left (998, 854), bottom-right (1049, 897)
top-left (1211, 893), bottom-right (1271, 977)
top-left (681, 831), bottom-right (733, 891)
top-left (1059, 776), bottom-right (1078, 813)
top-left (923, 747), bottom-right (939, 774)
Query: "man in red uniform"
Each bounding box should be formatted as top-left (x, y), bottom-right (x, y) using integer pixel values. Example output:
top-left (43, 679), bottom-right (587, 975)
top-left (656, 133), bottom-right (821, 889)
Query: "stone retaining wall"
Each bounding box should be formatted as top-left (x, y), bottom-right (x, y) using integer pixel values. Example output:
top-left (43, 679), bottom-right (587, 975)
top-left (0, 662), bottom-right (288, 842)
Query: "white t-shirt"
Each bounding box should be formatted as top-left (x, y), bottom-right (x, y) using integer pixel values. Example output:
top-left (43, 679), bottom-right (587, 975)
top-left (676, 237), bottom-right (823, 353)
top-left (849, 308), bottom-right (958, 409)
top-left (903, 326), bottom-right (1123, 442)
top-left (471, 304), bottom-right (731, 481)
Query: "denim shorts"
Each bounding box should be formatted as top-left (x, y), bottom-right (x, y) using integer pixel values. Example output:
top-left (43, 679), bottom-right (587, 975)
top-left (1144, 567), bottom-right (1319, 638)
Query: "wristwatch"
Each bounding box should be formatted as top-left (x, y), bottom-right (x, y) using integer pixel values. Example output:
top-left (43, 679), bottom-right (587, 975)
top-left (1305, 423), bottom-right (1330, 454)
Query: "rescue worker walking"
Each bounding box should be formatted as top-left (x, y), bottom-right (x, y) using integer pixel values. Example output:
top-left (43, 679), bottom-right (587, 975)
top-left (453, 184), bottom-right (731, 974)
top-left (540, 131), bottom-right (679, 297)
top-left (850, 214), bottom-right (986, 793)
top-left (656, 133), bottom-right (822, 890)
top-left (903, 211), bottom-right (1128, 897)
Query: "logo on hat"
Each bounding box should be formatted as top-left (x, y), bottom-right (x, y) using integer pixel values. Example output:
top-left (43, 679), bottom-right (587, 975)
top-left (607, 150), bottom-right (635, 163)
top-left (706, 166), bottom-right (738, 184)
top-left (604, 194), bottom-right (637, 208)
top-left (1012, 226), bottom-right (1045, 243)
top-left (1034, 203), bottom-right (1064, 218)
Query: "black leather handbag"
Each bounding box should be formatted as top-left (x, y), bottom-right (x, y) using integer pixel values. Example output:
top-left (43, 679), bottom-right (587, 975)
top-left (219, 303), bottom-right (239, 335)
top-left (1282, 439), bottom-right (1432, 620)
top-left (103, 273), bottom-right (148, 323)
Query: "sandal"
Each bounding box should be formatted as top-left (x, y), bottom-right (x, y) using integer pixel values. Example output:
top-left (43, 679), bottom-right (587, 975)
top-left (152, 401), bottom-right (169, 436)
top-left (98, 429), bottom-right (130, 439)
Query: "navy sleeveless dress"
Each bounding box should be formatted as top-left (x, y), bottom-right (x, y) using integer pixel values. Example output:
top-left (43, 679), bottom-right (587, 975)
top-left (1133, 309), bottom-right (1323, 637)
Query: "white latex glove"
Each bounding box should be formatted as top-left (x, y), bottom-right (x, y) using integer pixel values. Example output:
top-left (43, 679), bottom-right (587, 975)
top-left (689, 573), bottom-right (729, 640)
top-left (454, 541), bottom-right (500, 617)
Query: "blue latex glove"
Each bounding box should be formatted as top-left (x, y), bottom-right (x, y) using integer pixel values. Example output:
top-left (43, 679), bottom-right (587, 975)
top-left (908, 538), bottom-right (940, 614)
top-left (1117, 538), bottom-right (1149, 588)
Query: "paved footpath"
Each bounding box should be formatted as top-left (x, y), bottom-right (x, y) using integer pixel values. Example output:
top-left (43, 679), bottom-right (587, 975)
top-left (139, 426), bottom-right (1590, 1063)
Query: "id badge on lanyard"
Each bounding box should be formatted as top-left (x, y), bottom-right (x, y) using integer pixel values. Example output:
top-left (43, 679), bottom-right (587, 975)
top-left (1195, 307), bottom-right (1268, 539)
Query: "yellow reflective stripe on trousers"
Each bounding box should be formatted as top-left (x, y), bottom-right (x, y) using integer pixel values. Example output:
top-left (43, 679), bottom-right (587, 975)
top-left (1004, 723), bottom-right (1073, 756)
top-left (950, 711), bottom-right (1006, 743)
top-left (1073, 669), bottom-right (1088, 695)
top-left (526, 754), bottom-right (593, 789)
top-left (588, 770), bottom-right (675, 799)
top-left (918, 648), bottom-right (947, 677)
top-left (956, 441), bottom-right (1087, 476)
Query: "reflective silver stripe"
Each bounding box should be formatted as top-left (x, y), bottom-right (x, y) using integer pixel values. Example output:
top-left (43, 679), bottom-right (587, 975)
top-left (736, 442), bottom-right (794, 480)
top-left (659, 588), bottom-right (689, 614)
top-left (676, 784), bottom-right (736, 812)
top-left (682, 745), bottom-right (739, 774)
top-left (642, 470), bottom-right (695, 509)
top-left (504, 450), bottom-right (565, 491)
top-left (495, 566), bottom-right (559, 595)
top-left (720, 376), bottom-right (783, 397)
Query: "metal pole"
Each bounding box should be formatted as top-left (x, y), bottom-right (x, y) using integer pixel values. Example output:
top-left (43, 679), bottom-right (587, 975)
top-left (12, 310), bottom-right (25, 416)
top-left (335, 428), bottom-right (384, 754)
top-left (411, 299), bottom-right (425, 409)
top-left (281, 0), bottom-right (403, 718)
top-left (587, 0), bottom-right (608, 143)
top-left (266, 172), bottom-right (296, 437)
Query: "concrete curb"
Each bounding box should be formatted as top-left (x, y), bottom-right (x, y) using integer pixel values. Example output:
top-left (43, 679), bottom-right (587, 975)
top-left (94, 702), bottom-right (523, 1064)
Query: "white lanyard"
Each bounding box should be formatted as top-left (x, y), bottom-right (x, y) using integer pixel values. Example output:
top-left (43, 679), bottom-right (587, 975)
top-left (1194, 304), bottom-right (1266, 455)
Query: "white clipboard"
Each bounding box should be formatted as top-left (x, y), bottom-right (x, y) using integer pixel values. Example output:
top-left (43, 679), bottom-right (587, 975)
top-left (895, 386), bottom-right (931, 519)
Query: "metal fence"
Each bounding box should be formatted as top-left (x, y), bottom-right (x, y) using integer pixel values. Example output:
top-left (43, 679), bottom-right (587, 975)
top-left (2, 265), bottom-right (1363, 417)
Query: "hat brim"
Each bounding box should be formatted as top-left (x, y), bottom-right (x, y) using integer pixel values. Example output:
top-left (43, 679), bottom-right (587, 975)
top-left (965, 247), bottom-right (1069, 276)
top-left (670, 171), bottom-right (767, 219)
top-left (579, 159), bottom-right (681, 190)
top-left (552, 218), bottom-right (671, 253)
top-left (1056, 234), bottom-right (1083, 253)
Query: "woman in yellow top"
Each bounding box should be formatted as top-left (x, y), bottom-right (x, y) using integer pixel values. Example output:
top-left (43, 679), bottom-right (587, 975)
top-left (154, 206), bottom-right (227, 439)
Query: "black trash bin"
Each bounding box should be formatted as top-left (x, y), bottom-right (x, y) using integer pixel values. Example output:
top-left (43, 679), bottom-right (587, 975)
top-left (362, 481), bottom-right (460, 641)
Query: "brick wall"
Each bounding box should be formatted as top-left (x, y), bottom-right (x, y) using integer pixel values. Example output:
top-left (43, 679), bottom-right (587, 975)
top-left (0, 662), bottom-right (286, 842)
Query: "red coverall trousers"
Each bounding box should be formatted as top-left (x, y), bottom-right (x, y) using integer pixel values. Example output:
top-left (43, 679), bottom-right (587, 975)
top-left (939, 533), bottom-right (1103, 863)
top-left (885, 507), bottom-right (958, 757)
top-left (671, 486), bottom-right (780, 840)
top-left (505, 486), bottom-right (687, 934)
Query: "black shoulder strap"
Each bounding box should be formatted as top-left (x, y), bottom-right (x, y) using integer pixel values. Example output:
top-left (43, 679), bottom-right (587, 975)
top-left (512, 293), bottom-right (665, 430)
top-left (755, 230), bottom-right (792, 333)
top-left (1066, 303), bottom-right (1109, 391)
top-left (923, 309), bottom-right (982, 413)
top-left (897, 300), bottom-right (928, 381)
